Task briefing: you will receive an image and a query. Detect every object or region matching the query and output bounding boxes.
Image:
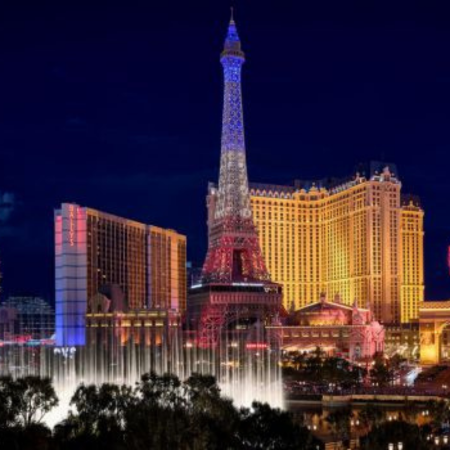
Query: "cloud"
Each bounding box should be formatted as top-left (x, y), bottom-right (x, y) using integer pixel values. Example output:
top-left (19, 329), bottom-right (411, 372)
top-left (0, 192), bottom-right (16, 223)
top-left (65, 117), bottom-right (87, 128)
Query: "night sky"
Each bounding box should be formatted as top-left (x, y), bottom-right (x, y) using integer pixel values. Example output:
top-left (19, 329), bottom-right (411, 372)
top-left (1, 1), bottom-right (450, 302)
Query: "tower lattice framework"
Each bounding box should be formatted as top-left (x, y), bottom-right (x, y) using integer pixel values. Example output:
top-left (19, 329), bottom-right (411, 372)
top-left (189, 15), bottom-right (282, 347)
top-left (201, 16), bottom-right (270, 284)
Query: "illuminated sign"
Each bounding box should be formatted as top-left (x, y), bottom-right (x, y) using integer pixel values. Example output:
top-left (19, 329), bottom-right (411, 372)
top-left (54, 346), bottom-right (77, 359)
top-left (245, 343), bottom-right (268, 350)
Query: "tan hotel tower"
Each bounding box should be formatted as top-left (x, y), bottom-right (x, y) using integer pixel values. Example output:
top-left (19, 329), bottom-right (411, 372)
top-left (55, 203), bottom-right (186, 346)
top-left (208, 163), bottom-right (424, 324)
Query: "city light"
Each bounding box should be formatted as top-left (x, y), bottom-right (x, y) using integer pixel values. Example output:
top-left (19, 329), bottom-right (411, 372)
top-left (0, 5), bottom-right (447, 450)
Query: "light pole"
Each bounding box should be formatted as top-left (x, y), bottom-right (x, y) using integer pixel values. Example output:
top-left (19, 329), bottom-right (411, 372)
top-left (426, 434), bottom-right (450, 447)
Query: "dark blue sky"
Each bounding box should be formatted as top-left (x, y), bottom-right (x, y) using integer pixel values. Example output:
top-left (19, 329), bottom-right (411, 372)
top-left (1, 1), bottom-right (450, 301)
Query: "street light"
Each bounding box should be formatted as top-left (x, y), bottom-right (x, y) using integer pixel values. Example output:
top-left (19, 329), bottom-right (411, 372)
top-left (388, 443), bottom-right (403, 450)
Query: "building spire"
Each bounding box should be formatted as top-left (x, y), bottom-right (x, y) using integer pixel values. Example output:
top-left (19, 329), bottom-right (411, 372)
top-left (222, 10), bottom-right (245, 60)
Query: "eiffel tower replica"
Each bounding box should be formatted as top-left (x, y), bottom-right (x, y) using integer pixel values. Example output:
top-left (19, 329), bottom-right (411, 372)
top-left (188, 13), bottom-right (282, 347)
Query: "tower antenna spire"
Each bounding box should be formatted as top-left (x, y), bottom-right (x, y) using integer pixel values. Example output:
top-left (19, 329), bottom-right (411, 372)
top-left (230, 6), bottom-right (234, 24)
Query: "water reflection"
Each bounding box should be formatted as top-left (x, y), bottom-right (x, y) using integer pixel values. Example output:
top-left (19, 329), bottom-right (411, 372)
top-left (288, 401), bottom-right (431, 441)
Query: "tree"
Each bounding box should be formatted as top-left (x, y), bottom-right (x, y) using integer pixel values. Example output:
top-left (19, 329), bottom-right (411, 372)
top-left (0, 377), bottom-right (57, 450)
top-left (322, 357), bottom-right (347, 384)
top-left (6, 376), bottom-right (58, 426)
top-left (0, 376), bottom-right (20, 427)
top-left (304, 347), bottom-right (325, 381)
top-left (54, 383), bottom-right (134, 450)
top-left (139, 371), bottom-right (186, 410)
top-left (239, 401), bottom-right (319, 450)
top-left (289, 351), bottom-right (307, 371)
top-left (282, 352), bottom-right (365, 387)
top-left (351, 365), bottom-right (367, 386)
top-left (370, 354), bottom-right (393, 387)
top-left (124, 372), bottom-right (191, 450)
top-left (184, 373), bottom-right (241, 449)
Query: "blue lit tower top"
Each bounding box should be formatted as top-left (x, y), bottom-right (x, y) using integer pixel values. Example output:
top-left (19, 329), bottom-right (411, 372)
top-left (220, 12), bottom-right (245, 154)
top-left (215, 13), bottom-right (252, 221)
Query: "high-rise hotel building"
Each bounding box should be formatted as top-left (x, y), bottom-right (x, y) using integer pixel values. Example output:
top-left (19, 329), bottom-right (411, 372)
top-left (208, 163), bottom-right (424, 324)
top-left (55, 203), bottom-right (186, 346)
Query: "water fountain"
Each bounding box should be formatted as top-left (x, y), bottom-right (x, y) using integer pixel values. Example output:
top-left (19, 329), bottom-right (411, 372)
top-left (0, 320), bottom-right (284, 426)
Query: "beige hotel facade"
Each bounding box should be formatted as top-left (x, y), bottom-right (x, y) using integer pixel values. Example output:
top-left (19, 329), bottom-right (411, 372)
top-left (208, 163), bottom-right (424, 324)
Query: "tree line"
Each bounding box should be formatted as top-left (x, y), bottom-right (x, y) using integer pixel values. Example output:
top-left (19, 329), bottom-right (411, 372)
top-left (0, 373), bottom-right (320, 450)
top-left (283, 348), bottom-right (406, 387)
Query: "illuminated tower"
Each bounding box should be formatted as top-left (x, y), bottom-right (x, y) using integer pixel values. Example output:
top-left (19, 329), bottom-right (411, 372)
top-left (189, 14), bottom-right (282, 346)
top-left (202, 14), bottom-right (269, 282)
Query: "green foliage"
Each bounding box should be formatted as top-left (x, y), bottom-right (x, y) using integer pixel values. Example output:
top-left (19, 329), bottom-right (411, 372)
top-left (282, 351), bottom-right (366, 386)
top-left (0, 376), bottom-right (18, 427)
top-left (54, 383), bottom-right (134, 449)
top-left (240, 402), bottom-right (319, 450)
top-left (0, 376), bottom-right (58, 426)
top-left (370, 354), bottom-right (393, 386)
top-left (289, 351), bottom-right (307, 371)
top-left (52, 372), bottom-right (317, 450)
top-left (0, 377), bottom-right (58, 450)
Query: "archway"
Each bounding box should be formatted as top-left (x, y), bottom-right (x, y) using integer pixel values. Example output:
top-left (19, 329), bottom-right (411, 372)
top-left (419, 301), bottom-right (450, 365)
